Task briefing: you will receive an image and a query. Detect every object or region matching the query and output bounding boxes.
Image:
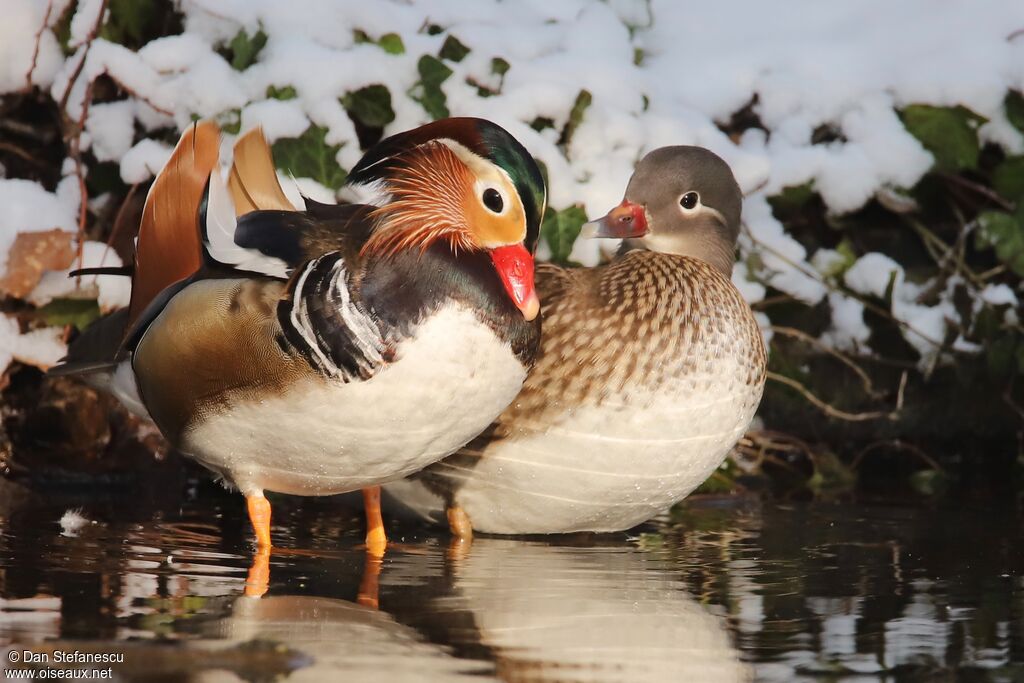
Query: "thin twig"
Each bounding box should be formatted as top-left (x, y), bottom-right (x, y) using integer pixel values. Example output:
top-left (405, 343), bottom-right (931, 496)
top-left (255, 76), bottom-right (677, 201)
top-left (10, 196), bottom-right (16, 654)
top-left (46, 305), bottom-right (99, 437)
top-left (0, 141), bottom-right (40, 164)
top-left (768, 370), bottom-right (904, 422)
top-left (940, 172), bottom-right (1014, 211)
top-left (57, 0), bottom-right (108, 115)
top-left (741, 220), bottom-right (947, 350)
top-left (850, 439), bottom-right (943, 473)
top-left (24, 1), bottom-right (54, 90)
top-left (769, 325), bottom-right (885, 398)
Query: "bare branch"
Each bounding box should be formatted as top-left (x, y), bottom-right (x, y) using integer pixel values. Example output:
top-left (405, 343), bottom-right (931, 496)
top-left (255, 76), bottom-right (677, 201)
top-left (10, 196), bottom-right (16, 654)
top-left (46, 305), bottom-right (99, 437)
top-left (769, 325), bottom-right (886, 398)
top-left (768, 370), bottom-right (902, 422)
top-left (850, 439), bottom-right (943, 473)
top-left (24, 1), bottom-right (54, 90)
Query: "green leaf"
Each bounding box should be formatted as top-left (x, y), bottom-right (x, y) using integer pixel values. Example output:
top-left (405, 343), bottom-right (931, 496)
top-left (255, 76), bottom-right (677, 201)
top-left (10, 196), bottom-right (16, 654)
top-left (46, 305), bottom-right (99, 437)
top-left (901, 104), bottom-right (983, 172)
top-left (1006, 90), bottom-right (1024, 134)
top-left (266, 85), bottom-right (297, 101)
top-left (217, 108), bottom-right (241, 135)
top-left (439, 35), bottom-right (470, 62)
top-left (768, 182), bottom-right (815, 212)
top-left (229, 28), bottom-right (267, 71)
top-left (542, 205), bottom-right (587, 264)
top-left (993, 155), bottom-right (1024, 202)
top-left (271, 125), bottom-right (346, 191)
top-left (559, 90), bottom-right (592, 147)
top-left (378, 33), bottom-right (405, 55)
top-left (807, 450), bottom-right (855, 494)
top-left (341, 85), bottom-right (395, 129)
top-left (411, 55), bottom-right (453, 119)
top-left (101, 0), bottom-right (158, 46)
top-left (490, 57), bottom-right (510, 77)
top-left (976, 207), bottom-right (1024, 276)
top-left (987, 333), bottom-right (1017, 377)
top-left (39, 298), bottom-right (101, 331)
top-left (909, 468), bottom-right (948, 497)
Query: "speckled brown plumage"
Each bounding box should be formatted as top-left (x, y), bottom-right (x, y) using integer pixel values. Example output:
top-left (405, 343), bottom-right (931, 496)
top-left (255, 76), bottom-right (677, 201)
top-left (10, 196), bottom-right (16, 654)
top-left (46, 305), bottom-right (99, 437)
top-left (498, 251), bottom-right (765, 430)
top-left (427, 251), bottom-right (763, 464)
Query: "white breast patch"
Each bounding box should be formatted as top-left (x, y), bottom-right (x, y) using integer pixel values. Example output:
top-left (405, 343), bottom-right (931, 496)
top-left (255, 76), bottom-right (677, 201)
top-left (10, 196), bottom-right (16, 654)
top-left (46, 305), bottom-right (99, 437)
top-left (183, 305), bottom-right (526, 496)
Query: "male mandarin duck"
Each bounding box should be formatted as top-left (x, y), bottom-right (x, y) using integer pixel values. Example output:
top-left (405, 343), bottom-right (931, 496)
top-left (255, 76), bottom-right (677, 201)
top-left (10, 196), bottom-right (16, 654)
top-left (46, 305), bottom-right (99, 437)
top-left (384, 146), bottom-right (767, 536)
top-left (53, 117), bottom-right (544, 554)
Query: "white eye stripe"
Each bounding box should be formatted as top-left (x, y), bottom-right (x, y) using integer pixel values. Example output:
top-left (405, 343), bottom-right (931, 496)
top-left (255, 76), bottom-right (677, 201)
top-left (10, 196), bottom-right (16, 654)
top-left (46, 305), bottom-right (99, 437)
top-left (476, 180), bottom-right (509, 215)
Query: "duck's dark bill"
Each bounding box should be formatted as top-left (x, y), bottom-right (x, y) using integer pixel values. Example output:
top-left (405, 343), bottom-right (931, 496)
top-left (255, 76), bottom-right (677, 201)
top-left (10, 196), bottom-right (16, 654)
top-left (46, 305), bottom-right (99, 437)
top-left (490, 244), bottom-right (539, 321)
top-left (583, 199), bottom-right (648, 239)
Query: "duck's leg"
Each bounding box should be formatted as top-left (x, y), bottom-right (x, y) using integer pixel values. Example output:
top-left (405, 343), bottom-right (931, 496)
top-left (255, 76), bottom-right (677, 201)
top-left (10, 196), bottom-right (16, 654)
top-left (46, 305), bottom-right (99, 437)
top-left (446, 504), bottom-right (474, 541)
top-left (246, 493), bottom-right (272, 548)
top-left (362, 486), bottom-right (387, 557)
top-left (244, 493), bottom-right (272, 598)
top-left (357, 552), bottom-right (383, 609)
top-left (245, 546), bottom-right (270, 598)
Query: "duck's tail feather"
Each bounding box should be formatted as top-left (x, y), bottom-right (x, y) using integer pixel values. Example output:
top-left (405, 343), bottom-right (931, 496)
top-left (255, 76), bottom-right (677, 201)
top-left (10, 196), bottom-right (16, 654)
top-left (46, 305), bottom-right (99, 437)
top-left (201, 127), bottom-right (298, 279)
top-left (126, 121), bottom-right (221, 334)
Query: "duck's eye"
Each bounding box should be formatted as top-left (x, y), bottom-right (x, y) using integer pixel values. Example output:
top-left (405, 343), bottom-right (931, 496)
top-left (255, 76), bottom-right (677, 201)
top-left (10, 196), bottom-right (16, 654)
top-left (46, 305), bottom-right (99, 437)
top-left (482, 187), bottom-right (504, 214)
top-left (680, 191), bottom-right (700, 211)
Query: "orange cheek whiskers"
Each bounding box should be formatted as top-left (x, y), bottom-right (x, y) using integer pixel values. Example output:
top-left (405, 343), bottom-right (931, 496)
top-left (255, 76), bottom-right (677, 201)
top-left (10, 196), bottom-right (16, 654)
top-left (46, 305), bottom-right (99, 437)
top-left (360, 142), bottom-right (477, 258)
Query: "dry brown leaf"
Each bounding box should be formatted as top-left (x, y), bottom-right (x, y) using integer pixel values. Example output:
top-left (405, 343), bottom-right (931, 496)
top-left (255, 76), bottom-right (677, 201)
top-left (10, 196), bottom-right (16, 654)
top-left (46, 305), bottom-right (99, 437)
top-left (0, 229), bottom-right (76, 299)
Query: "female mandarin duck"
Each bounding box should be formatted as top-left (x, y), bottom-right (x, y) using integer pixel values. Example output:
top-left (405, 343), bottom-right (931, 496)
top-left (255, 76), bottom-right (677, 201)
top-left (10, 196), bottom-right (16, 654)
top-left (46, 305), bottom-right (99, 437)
top-left (55, 118), bottom-right (544, 554)
top-left (385, 146), bottom-right (766, 536)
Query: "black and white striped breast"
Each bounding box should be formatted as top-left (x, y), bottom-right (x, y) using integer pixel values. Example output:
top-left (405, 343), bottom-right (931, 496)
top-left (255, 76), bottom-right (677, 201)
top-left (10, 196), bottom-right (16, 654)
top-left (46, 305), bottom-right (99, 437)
top-left (277, 253), bottom-right (390, 381)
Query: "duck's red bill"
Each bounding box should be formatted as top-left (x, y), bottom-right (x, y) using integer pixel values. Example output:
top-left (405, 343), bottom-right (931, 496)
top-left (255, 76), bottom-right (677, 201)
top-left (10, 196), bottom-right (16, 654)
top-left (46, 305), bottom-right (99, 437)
top-left (584, 199), bottom-right (648, 239)
top-left (490, 244), bottom-right (539, 321)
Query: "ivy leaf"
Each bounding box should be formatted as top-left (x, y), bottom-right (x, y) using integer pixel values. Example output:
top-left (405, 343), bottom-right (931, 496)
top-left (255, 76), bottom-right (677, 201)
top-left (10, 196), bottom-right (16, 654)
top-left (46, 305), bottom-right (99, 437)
top-left (909, 468), bottom-right (949, 497)
top-left (559, 90), bottom-right (592, 147)
top-left (271, 125), bottom-right (346, 191)
top-left (439, 35), bottom-right (470, 62)
top-left (101, 0), bottom-right (159, 47)
top-left (1006, 90), bottom-right (1024, 135)
top-left (38, 298), bottom-right (101, 331)
top-left (378, 33), bottom-right (405, 55)
top-left (768, 182), bottom-right (815, 213)
top-left (341, 85), bottom-right (395, 129)
top-left (542, 205), bottom-right (587, 264)
top-left (992, 155), bottom-right (1024, 202)
top-left (266, 85), bottom-right (297, 101)
top-left (229, 28), bottom-right (267, 71)
top-left (411, 55), bottom-right (453, 119)
top-left (986, 332), bottom-right (1018, 378)
top-left (975, 207), bottom-right (1024, 276)
top-left (491, 57), bottom-right (510, 77)
top-left (217, 108), bottom-right (241, 135)
top-left (901, 104), bottom-right (984, 172)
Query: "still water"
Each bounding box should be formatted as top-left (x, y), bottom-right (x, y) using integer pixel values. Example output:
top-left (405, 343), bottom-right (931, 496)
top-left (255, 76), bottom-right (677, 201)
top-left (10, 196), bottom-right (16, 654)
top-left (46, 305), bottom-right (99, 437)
top-left (0, 476), bottom-right (1020, 682)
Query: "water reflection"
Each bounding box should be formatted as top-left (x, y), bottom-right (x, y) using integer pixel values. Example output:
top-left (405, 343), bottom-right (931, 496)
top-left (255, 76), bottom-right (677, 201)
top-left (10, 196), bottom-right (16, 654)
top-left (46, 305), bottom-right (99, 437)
top-left (0, 478), bottom-right (1021, 681)
top-left (421, 539), bottom-right (750, 682)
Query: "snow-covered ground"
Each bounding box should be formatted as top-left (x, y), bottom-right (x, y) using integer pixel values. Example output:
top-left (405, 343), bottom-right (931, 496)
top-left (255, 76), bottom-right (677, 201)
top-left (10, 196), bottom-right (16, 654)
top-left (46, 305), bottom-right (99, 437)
top-left (2, 0), bottom-right (1024, 372)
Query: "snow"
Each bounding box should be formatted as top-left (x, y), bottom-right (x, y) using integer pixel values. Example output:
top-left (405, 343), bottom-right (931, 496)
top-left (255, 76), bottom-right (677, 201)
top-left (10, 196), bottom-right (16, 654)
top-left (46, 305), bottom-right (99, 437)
top-left (120, 139), bottom-right (172, 184)
top-left (68, 0), bottom-right (105, 48)
top-left (2, 0), bottom-right (1023, 372)
top-left (0, 313), bottom-right (66, 372)
top-left (86, 101), bottom-right (136, 162)
top-left (0, 0), bottom-right (66, 92)
top-left (0, 179), bottom-right (79, 258)
top-left (30, 241), bottom-right (131, 312)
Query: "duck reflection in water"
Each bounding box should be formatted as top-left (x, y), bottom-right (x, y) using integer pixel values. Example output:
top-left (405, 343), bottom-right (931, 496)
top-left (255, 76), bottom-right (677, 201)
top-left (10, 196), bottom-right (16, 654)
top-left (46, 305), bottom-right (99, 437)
top-left (224, 534), bottom-right (750, 682)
